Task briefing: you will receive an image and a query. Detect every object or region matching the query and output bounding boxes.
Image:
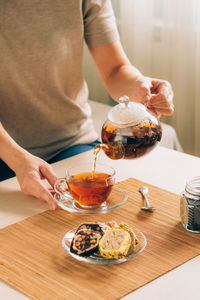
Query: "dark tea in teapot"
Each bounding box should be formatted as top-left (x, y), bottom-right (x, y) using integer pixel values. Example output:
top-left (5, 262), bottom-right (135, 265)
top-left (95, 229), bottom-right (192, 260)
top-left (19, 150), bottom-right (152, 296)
top-left (93, 96), bottom-right (162, 161)
top-left (100, 120), bottom-right (162, 160)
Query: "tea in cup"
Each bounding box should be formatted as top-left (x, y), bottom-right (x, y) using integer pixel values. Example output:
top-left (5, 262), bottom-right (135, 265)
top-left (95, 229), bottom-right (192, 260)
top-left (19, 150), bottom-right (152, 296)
top-left (54, 163), bottom-right (115, 208)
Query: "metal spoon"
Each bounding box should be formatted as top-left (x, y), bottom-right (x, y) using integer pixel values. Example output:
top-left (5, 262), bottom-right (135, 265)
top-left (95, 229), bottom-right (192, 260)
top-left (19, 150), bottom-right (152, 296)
top-left (139, 186), bottom-right (156, 212)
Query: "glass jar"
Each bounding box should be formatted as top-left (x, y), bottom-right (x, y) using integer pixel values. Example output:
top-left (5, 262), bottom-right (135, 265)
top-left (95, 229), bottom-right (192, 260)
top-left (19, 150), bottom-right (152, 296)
top-left (180, 176), bottom-right (200, 233)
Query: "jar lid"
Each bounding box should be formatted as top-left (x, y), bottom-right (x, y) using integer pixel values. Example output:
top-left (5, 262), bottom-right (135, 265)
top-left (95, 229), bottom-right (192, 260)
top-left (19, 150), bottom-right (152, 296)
top-left (185, 176), bottom-right (200, 196)
top-left (108, 96), bottom-right (147, 125)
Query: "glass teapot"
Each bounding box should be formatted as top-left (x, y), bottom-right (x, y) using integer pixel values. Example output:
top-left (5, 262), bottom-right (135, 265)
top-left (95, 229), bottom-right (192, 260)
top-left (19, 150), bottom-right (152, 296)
top-left (96, 96), bottom-right (162, 160)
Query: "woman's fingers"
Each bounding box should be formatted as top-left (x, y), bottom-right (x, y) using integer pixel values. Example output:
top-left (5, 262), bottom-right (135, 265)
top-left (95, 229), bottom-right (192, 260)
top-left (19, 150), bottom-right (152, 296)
top-left (137, 82), bottom-right (151, 104)
top-left (40, 164), bottom-right (57, 188)
top-left (148, 94), bottom-right (174, 115)
top-left (15, 153), bottom-right (59, 210)
top-left (18, 168), bottom-right (58, 210)
top-left (147, 79), bottom-right (174, 116)
top-left (151, 79), bottom-right (173, 95)
top-left (36, 182), bottom-right (58, 210)
top-left (21, 173), bottom-right (58, 210)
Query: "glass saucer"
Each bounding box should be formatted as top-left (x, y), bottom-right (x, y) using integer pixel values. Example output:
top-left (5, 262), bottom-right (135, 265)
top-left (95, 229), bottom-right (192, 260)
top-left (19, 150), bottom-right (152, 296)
top-left (54, 186), bottom-right (127, 215)
top-left (62, 227), bottom-right (147, 265)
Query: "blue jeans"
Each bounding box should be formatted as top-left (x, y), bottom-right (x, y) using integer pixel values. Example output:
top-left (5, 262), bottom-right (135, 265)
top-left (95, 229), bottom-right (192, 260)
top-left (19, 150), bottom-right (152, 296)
top-left (0, 140), bottom-right (100, 182)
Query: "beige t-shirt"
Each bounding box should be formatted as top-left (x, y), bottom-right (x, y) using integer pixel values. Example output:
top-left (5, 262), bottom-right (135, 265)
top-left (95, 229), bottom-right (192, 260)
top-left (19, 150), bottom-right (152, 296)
top-left (0, 0), bottom-right (119, 160)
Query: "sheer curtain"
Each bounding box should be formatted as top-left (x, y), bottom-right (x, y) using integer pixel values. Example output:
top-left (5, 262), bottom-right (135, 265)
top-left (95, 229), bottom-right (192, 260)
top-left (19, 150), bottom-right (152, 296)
top-left (119, 0), bottom-right (200, 157)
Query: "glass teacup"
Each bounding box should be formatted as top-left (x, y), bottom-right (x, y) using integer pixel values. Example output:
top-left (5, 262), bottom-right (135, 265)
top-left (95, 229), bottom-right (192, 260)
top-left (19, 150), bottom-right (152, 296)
top-left (54, 163), bottom-right (115, 208)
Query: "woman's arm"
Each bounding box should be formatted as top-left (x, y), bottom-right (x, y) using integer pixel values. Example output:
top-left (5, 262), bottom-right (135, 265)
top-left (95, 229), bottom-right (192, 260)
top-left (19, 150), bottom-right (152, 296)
top-left (89, 41), bottom-right (174, 115)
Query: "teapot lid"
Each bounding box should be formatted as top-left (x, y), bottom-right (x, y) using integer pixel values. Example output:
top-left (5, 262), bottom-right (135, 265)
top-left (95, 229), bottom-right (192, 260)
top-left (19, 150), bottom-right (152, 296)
top-left (108, 96), bottom-right (147, 125)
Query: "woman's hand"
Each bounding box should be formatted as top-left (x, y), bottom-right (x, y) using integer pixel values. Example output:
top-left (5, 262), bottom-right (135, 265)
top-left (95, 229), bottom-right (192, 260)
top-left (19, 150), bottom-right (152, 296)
top-left (146, 78), bottom-right (174, 116)
top-left (89, 41), bottom-right (174, 117)
top-left (15, 153), bottom-right (58, 210)
top-left (0, 122), bottom-right (58, 209)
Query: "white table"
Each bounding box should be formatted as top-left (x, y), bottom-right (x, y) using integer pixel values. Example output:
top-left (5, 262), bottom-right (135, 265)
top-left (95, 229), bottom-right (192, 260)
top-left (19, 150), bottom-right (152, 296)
top-left (1, 146), bottom-right (200, 300)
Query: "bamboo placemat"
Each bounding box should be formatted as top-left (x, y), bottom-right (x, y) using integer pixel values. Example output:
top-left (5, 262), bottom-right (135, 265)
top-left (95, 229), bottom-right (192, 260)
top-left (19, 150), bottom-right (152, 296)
top-left (1, 178), bottom-right (200, 300)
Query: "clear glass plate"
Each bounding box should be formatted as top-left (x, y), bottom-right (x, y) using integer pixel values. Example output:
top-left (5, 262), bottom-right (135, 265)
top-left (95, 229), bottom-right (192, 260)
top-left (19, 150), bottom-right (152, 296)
top-left (54, 186), bottom-right (127, 215)
top-left (62, 227), bottom-right (147, 265)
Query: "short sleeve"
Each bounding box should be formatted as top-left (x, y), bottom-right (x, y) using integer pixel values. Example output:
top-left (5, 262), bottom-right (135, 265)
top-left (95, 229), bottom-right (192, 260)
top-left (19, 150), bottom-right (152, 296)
top-left (82, 0), bottom-right (120, 47)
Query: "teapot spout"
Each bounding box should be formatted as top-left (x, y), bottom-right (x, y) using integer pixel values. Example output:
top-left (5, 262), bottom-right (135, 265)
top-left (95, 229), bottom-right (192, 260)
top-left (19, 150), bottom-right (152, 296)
top-left (94, 142), bottom-right (124, 160)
